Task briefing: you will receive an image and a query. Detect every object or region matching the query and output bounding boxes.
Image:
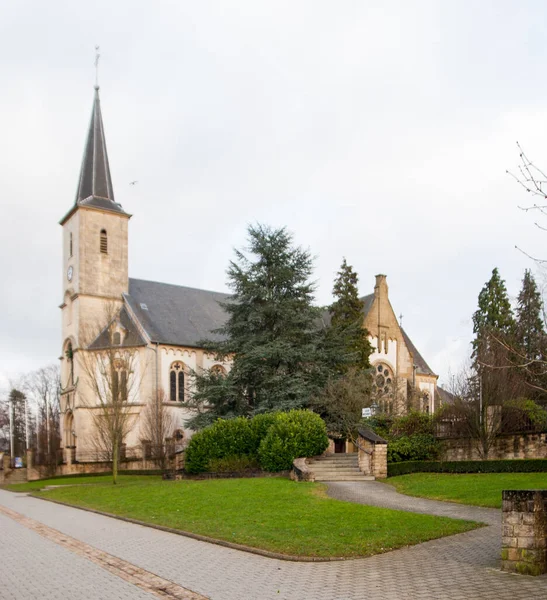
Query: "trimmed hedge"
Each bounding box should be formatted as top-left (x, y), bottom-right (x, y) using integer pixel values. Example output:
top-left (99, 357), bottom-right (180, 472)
top-left (185, 410), bottom-right (328, 474)
top-left (258, 410), bottom-right (329, 472)
top-left (388, 459), bottom-right (547, 477)
top-left (184, 417), bottom-right (255, 474)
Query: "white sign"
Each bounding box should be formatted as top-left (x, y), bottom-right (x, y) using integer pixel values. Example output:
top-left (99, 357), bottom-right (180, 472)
top-left (362, 407), bottom-right (372, 418)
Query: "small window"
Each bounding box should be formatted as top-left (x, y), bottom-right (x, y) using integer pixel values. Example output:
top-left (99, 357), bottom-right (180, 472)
top-left (113, 332), bottom-right (121, 345)
top-left (178, 371), bottom-right (185, 402)
top-left (170, 371), bottom-right (176, 402)
top-left (100, 229), bottom-right (108, 254)
top-left (169, 362), bottom-right (185, 402)
top-left (69, 232), bottom-right (73, 257)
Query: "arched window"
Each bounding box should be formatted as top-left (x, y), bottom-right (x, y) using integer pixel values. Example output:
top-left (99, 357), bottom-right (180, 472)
top-left (69, 232), bottom-right (73, 257)
top-left (211, 364), bottom-right (227, 375)
top-left (112, 358), bottom-right (128, 402)
top-left (100, 229), bottom-right (108, 254)
top-left (169, 362), bottom-right (185, 402)
top-left (113, 332), bottom-right (121, 345)
top-left (372, 363), bottom-right (394, 414)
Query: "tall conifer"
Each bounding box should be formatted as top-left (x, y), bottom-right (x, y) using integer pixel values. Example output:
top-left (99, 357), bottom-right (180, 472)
top-left (329, 259), bottom-right (372, 371)
top-left (186, 224), bottom-right (334, 428)
top-left (515, 269), bottom-right (546, 361)
top-left (472, 267), bottom-right (515, 366)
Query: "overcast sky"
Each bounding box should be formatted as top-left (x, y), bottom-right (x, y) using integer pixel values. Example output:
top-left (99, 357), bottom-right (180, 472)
top-left (2, 1), bottom-right (547, 393)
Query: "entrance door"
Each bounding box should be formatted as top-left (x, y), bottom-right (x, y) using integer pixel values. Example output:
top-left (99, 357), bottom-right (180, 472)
top-left (334, 439), bottom-right (346, 453)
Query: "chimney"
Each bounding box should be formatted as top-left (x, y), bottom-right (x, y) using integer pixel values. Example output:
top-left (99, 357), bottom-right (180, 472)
top-left (374, 274), bottom-right (388, 298)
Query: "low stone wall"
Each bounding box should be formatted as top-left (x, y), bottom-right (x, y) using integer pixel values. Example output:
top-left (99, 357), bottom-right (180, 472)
top-left (501, 490), bottom-right (547, 576)
top-left (440, 433), bottom-right (547, 461)
top-left (357, 427), bottom-right (387, 479)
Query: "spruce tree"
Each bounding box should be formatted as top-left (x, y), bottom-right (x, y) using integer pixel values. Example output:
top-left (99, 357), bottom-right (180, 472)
top-left (329, 258), bottom-right (372, 371)
top-left (515, 269), bottom-right (547, 399)
top-left (515, 269), bottom-right (546, 361)
top-left (186, 224), bottom-right (331, 427)
top-left (472, 267), bottom-right (515, 366)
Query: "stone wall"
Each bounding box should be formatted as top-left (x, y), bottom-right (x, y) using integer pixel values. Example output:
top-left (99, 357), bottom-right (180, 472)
top-left (440, 433), bottom-right (547, 461)
top-left (501, 490), bottom-right (547, 576)
top-left (357, 428), bottom-right (388, 479)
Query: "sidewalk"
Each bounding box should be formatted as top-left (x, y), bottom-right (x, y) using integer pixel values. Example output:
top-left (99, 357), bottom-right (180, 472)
top-left (1, 484), bottom-right (546, 600)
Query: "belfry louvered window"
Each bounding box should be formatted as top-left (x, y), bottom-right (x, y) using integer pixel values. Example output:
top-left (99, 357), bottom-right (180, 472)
top-left (100, 229), bottom-right (108, 254)
top-left (169, 362), bottom-right (185, 402)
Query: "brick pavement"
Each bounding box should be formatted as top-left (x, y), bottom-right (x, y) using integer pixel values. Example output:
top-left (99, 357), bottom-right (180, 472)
top-left (1, 483), bottom-right (547, 600)
top-left (0, 510), bottom-right (154, 600)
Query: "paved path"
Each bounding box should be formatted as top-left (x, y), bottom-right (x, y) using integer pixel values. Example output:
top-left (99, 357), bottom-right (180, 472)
top-left (1, 482), bottom-right (546, 600)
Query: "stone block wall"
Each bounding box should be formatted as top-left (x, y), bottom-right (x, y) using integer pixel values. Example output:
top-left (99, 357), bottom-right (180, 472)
top-left (440, 433), bottom-right (547, 461)
top-left (501, 490), bottom-right (547, 576)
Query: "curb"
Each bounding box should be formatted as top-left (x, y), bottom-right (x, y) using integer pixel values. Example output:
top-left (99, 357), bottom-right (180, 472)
top-left (29, 493), bottom-right (353, 563)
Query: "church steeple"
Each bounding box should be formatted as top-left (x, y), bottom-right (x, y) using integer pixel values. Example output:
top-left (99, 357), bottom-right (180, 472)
top-left (76, 86), bottom-right (116, 203)
top-left (61, 86), bottom-right (128, 223)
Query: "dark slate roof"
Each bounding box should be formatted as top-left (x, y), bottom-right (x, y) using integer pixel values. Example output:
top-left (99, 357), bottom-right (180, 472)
top-left (125, 278), bottom-right (231, 347)
top-left (437, 386), bottom-right (456, 405)
top-left (88, 306), bottom-right (147, 349)
top-left (401, 328), bottom-right (436, 376)
top-left (360, 293), bottom-right (375, 317)
top-left (358, 426), bottom-right (387, 444)
top-left (73, 87), bottom-right (127, 216)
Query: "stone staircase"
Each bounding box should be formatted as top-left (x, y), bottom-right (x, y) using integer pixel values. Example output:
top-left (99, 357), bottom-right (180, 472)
top-left (306, 453), bottom-right (375, 482)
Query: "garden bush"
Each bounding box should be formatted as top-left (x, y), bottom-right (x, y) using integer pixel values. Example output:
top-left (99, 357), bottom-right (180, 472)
top-left (258, 410), bottom-right (329, 472)
top-left (388, 458), bottom-right (547, 477)
top-left (387, 434), bottom-right (440, 463)
top-left (184, 417), bottom-right (254, 474)
top-left (363, 411), bottom-right (440, 463)
top-left (207, 455), bottom-right (260, 473)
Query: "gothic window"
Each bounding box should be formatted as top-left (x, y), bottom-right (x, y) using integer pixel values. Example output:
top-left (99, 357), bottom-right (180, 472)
top-left (211, 364), bottom-right (226, 376)
top-left (69, 232), bottom-right (73, 257)
top-left (113, 332), bottom-right (121, 345)
top-left (372, 363), bottom-right (394, 414)
top-left (112, 360), bottom-right (128, 402)
top-left (169, 362), bottom-right (186, 402)
top-left (100, 229), bottom-right (108, 254)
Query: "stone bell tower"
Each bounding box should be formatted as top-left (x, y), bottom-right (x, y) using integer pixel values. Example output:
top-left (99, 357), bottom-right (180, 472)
top-left (58, 85), bottom-right (131, 458)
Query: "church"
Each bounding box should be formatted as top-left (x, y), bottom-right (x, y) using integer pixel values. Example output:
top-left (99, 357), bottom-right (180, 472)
top-left (59, 86), bottom-right (439, 464)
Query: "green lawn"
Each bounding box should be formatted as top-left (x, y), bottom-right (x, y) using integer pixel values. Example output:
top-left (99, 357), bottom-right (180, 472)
top-left (23, 477), bottom-right (481, 558)
top-left (2, 474), bottom-right (155, 492)
top-left (388, 473), bottom-right (547, 508)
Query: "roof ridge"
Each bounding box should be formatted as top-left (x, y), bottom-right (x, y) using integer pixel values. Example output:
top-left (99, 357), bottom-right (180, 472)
top-left (129, 277), bottom-right (230, 297)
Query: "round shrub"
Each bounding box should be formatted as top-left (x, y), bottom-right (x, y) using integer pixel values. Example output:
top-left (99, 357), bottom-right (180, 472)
top-left (258, 410), bottom-right (329, 472)
top-left (249, 412), bottom-right (280, 451)
top-left (387, 434), bottom-right (440, 463)
top-left (185, 417), bottom-right (254, 474)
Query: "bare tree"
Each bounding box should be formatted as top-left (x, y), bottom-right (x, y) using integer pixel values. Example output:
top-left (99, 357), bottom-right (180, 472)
top-left (437, 354), bottom-right (542, 458)
top-left (24, 365), bottom-right (61, 469)
top-left (140, 388), bottom-right (175, 468)
top-left (79, 304), bottom-right (144, 483)
top-left (507, 142), bottom-right (547, 264)
top-left (311, 368), bottom-right (372, 443)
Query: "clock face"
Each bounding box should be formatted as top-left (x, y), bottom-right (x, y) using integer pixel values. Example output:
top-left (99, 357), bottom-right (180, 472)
top-left (67, 266), bottom-right (73, 282)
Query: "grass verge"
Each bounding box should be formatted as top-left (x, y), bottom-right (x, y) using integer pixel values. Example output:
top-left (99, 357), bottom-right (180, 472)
top-left (28, 477), bottom-right (481, 558)
top-left (388, 472), bottom-right (547, 508)
top-left (2, 474), bottom-right (155, 492)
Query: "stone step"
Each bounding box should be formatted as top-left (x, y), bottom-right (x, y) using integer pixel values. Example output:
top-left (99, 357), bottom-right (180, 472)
top-left (309, 466), bottom-right (362, 473)
top-left (315, 469), bottom-right (360, 473)
top-left (310, 456), bottom-right (358, 463)
top-left (315, 475), bottom-right (375, 481)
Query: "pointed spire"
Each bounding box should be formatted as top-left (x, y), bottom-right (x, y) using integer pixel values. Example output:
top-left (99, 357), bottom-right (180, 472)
top-left (73, 86), bottom-right (126, 214)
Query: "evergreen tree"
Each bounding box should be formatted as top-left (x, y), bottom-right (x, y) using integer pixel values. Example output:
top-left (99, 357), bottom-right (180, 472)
top-left (471, 267), bottom-right (515, 367)
top-left (515, 269), bottom-right (546, 361)
top-left (329, 258), bottom-right (372, 371)
top-left (515, 269), bottom-right (547, 399)
top-left (186, 224), bottom-right (333, 428)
